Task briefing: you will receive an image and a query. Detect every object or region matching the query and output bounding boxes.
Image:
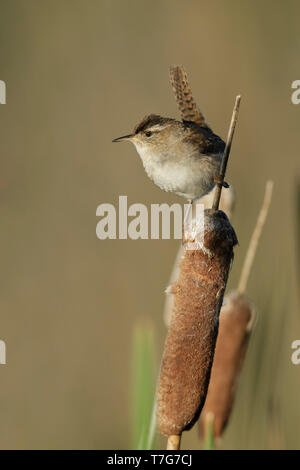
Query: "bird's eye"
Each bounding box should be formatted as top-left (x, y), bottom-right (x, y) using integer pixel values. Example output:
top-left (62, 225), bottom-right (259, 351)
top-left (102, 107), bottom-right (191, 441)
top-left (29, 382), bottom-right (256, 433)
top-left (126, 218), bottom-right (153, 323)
top-left (145, 131), bottom-right (152, 137)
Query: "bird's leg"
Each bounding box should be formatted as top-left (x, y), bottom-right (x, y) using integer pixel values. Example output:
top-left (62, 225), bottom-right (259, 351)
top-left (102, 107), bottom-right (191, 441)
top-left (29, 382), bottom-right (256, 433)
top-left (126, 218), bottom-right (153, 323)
top-left (182, 199), bottom-right (192, 243)
top-left (214, 174), bottom-right (229, 188)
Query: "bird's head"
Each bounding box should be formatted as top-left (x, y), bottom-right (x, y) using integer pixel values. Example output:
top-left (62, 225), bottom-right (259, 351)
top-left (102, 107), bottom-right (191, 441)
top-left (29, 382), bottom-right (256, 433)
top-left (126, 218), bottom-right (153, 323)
top-left (112, 114), bottom-right (182, 160)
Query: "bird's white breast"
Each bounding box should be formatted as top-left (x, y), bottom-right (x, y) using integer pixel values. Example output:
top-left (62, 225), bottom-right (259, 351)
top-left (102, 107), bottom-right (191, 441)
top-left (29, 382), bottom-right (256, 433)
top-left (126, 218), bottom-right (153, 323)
top-left (134, 143), bottom-right (218, 200)
top-left (135, 144), bottom-right (186, 189)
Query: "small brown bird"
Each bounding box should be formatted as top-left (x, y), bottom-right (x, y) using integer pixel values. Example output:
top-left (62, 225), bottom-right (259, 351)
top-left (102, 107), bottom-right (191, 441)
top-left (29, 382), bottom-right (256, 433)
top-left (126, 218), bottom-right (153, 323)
top-left (113, 66), bottom-right (226, 202)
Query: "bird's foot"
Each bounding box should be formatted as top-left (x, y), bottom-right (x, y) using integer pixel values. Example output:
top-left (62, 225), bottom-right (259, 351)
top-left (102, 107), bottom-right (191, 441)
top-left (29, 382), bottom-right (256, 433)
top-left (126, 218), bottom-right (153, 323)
top-left (182, 200), bottom-right (193, 243)
top-left (214, 174), bottom-right (229, 188)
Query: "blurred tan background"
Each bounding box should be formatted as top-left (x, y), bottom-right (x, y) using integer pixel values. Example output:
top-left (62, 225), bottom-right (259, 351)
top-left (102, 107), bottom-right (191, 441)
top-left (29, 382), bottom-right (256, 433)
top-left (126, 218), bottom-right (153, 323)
top-left (0, 0), bottom-right (299, 449)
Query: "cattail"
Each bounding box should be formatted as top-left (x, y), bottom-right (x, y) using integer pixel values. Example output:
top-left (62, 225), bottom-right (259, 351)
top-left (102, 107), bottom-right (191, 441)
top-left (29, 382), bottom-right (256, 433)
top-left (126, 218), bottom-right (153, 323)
top-left (199, 181), bottom-right (273, 440)
top-left (156, 92), bottom-right (241, 449)
top-left (164, 186), bottom-right (235, 328)
top-left (157, 209), bottom-right (238, 439)
top-left (199, 291), bottom-right (255, 438)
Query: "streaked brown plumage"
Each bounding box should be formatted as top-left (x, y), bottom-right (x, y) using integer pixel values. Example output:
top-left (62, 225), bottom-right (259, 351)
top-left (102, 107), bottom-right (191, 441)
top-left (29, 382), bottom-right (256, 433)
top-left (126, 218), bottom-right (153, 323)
top-left (133, 114), bottom-right (224, 156)
top-left (169, 65), bottom-right (209, 129)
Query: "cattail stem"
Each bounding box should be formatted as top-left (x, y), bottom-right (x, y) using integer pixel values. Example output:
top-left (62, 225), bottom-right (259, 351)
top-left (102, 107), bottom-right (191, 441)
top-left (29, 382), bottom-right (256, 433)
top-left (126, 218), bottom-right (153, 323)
top-left (167, 434), bottom-right (181, 450)
top-left (238, 180), bottom-right (274, 293)
top-left (212, 95), bottom-right (241, 212)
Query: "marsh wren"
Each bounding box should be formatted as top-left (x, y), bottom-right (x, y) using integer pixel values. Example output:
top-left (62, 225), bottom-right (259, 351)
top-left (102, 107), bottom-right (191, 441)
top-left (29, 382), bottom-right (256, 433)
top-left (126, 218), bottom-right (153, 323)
top-left (112, 66), bottom-right (226, 202)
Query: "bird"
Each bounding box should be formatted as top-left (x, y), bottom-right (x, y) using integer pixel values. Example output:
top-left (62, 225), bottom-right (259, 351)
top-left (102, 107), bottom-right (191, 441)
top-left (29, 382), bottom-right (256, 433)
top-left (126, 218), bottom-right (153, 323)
top-left (112, 66), bottom-right (227, 203)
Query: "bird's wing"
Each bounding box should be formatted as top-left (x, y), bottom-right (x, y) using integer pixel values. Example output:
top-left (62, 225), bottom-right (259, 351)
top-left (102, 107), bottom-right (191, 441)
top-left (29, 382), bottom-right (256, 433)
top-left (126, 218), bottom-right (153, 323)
top-left (182, 122), bottom-right (225, 155)
top-left (169, 65), bottom-right (210, 129)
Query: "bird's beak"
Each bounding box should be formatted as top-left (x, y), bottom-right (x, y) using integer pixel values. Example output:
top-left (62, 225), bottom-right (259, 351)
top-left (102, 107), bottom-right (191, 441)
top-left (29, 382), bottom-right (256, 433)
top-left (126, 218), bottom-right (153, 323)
top-left (112, 134), bottom-right (133, 143)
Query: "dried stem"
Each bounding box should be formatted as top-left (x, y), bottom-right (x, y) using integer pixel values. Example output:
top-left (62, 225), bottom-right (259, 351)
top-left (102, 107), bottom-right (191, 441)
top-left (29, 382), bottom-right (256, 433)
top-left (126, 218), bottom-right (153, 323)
top-left (238, 180), bottom-right (274, 293)
top-left (212, 95), bottom-right (241, 211)
top-left (167, 434), bottom-right (181, 450)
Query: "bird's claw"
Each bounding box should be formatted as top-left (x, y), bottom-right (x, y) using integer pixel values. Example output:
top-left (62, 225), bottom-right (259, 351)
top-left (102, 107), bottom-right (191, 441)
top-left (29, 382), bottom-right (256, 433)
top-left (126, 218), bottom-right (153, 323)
top-left (214, 174), bottom-right (229, 188)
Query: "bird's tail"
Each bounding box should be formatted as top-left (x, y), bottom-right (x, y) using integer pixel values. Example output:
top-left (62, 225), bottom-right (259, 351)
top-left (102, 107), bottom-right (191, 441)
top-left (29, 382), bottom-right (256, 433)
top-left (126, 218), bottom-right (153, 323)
top-left (169, 65), bottom-right (209, 129)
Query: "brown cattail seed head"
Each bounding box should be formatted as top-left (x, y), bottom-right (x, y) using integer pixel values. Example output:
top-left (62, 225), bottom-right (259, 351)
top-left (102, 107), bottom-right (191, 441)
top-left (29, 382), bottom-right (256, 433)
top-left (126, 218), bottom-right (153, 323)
top-left (157, 210), bottom-right (237, 436)
top-left (163, 187), bottom-right (236, 328)
top-left (199, 291), bottom-right (255, 438)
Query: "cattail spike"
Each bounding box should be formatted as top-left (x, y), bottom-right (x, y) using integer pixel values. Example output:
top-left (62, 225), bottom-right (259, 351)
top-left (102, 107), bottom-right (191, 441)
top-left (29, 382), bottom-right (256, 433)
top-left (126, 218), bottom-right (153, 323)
top-left (199, 291), bottom-right (255, 438)
top-left (157, 210), bottom-right (237, 436)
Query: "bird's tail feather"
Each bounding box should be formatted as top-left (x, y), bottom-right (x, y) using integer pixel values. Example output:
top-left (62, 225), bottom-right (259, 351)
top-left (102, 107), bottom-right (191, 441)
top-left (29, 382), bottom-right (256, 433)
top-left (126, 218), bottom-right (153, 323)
top-left (169, 65), bottom-right (209, 129)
